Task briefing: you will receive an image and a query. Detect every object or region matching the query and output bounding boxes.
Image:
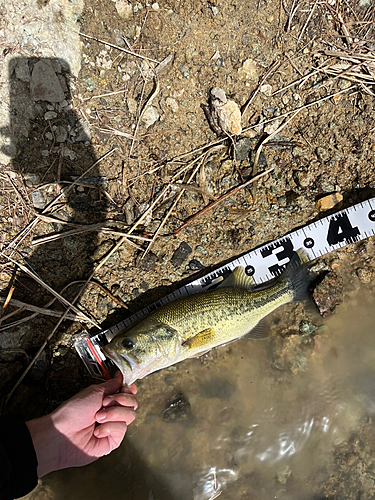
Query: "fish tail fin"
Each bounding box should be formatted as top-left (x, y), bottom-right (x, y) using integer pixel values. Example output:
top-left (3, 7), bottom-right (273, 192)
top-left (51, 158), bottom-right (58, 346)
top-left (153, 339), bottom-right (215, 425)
top-left (283, 249), bottom-right (314, 303)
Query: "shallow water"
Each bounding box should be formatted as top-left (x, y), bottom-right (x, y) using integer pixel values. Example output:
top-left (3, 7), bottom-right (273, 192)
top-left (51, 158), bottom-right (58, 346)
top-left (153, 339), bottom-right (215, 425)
top-left (28, 287), bottom-right (375, 500)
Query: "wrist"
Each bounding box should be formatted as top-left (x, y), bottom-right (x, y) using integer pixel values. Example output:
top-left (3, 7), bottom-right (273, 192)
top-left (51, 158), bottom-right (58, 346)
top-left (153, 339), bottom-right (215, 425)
top-left (26, 414), bottom-right (60, 477)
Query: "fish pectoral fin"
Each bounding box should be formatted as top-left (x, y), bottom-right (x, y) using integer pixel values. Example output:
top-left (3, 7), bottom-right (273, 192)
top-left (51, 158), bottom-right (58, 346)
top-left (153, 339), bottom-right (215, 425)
top-left (217, 267), bottom-right (255, 289)
top-left (182, 327), bottom-right (216, 349)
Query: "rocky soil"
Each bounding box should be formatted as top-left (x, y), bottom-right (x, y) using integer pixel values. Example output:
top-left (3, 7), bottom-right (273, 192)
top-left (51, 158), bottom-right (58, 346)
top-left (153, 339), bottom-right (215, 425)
top-left (0, 0), bottom-right (375, 499)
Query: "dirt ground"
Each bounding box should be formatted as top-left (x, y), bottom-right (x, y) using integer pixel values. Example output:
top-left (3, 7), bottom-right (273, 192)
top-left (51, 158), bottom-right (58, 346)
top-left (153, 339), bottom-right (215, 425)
top-left (1, 0), bottom-right (375, 498)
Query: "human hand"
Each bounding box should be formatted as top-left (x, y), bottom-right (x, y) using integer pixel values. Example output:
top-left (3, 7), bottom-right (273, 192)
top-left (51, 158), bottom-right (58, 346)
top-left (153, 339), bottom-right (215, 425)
top-left (26, 371), bottom-right (137, 477)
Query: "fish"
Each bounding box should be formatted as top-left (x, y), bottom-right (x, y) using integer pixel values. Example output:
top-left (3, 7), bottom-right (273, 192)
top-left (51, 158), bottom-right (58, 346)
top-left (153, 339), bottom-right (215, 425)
top-left (103, 250), bottom-right (313, 385)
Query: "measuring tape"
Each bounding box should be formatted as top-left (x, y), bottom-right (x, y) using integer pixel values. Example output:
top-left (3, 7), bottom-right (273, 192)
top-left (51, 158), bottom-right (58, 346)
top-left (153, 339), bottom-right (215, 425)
top-left (75, 196), bottom-right (375, 379)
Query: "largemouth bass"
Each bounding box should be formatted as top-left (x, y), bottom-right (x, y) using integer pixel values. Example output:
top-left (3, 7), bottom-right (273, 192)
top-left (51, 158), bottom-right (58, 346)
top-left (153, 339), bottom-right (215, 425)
top-left (104, 250), bottom-right (313, 385)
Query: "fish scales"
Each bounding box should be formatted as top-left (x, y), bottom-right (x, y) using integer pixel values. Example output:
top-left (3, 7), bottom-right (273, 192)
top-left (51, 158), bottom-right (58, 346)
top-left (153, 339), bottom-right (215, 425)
top-left (103, 250), bottom-right (312, 385)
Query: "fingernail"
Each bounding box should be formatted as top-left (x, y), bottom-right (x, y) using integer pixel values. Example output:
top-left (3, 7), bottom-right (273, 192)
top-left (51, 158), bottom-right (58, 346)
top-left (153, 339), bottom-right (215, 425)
top-left (94, 427), bottom-right (101, 437)
top-left (114, 370), bottom-right (122, 379)
top-left (96, 411), bottom-right (106, 421)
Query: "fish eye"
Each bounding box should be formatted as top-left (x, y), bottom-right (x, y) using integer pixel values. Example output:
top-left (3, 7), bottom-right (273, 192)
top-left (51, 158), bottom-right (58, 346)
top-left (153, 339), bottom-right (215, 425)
top-left (121, 338), bottom-right (134, 350)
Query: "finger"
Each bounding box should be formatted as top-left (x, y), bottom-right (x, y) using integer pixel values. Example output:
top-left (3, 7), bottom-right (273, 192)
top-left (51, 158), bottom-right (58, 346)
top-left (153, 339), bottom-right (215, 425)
top-left (100, 371), bottom-right (123, 397)
top-left (121, 383), bottom-right (137, 395)
top-left (102, 393), bottom-right (138, 410)
top-left (94, 421), bottom-right (127, 442)
top-left (96, 406), bottom-right (136, 425)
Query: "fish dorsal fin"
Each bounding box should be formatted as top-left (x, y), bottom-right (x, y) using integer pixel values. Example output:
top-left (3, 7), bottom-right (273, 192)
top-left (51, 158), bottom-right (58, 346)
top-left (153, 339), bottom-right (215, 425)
top-left (217, 267), bottom-right (255, 289)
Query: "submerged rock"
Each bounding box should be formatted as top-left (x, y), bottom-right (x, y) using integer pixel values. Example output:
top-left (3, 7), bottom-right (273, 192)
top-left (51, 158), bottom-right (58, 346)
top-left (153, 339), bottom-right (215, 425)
top-left (313, 271), bottom-right (343, 316)
top-left (163, 392), bottom-right (191, 423)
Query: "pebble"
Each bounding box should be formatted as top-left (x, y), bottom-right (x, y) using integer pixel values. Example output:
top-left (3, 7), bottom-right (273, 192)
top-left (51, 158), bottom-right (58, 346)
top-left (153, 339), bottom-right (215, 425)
top-left (188, 259), bottom-right (204, 271)
top-left (235, 137), bottom-right (254, 162)
top-left (136, 251), bottom-right (158, 272)
top-left (45, 132), bottom-right (53, 140)
top-left (312, 272), bottom-right (343, 316)
top-left (74, 120), bottom-right (91, 142)
top-left (44, 111), bottom-right (57, 120)
top-left (210, 88), bottom-right (242, 135)
top-left (55, 125), bottom-right (68, 143)
top-left (264, 118), bottom-right (281, 135)
top-left (356, 267), bottom-right (372, 283)
top-left (115, 0), bottom-right (133, 19)
top-left (195, 245), bottom-right (207, 255)
top-left (141, 106), bottom-right (159, 128)
top-left (127, 97), bottom-right (138, 115)
top-left (316, 192), bottom-right (343, 212)
top-left (31, 191), bottom-right (46, 210)
top-left (171, 242), bottom-right (192, 267)
top-left (165, 97), bottom-right (179, 113)
top-left (260, 84), bottom-right (272, 96)
top-left (237, 59), bottom-right (258, 81)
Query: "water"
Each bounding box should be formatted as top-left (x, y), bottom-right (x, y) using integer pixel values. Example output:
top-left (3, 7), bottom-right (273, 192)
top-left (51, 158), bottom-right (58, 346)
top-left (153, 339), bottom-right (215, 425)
top-left (27, 287), bottom-right (375, 499)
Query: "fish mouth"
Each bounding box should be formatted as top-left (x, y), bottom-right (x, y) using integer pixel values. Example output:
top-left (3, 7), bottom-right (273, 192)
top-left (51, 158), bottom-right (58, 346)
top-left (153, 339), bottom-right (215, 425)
top-left (103, 346), bottom-right (138, 384)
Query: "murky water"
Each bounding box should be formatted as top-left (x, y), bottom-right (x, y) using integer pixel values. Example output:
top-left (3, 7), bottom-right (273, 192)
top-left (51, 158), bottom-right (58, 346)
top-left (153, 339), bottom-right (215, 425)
top-left (27, 287), bottom-right (375, 499)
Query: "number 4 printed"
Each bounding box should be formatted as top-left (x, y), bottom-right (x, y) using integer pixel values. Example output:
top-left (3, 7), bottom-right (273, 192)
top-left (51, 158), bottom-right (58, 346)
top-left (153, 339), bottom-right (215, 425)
top-left (327, 213), bottom-right (360, 246)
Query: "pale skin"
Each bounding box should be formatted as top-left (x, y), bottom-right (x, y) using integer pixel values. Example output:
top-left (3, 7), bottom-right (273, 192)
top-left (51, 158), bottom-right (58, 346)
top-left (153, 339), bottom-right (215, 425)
top-left (26, 371), bottom-right (137, 477)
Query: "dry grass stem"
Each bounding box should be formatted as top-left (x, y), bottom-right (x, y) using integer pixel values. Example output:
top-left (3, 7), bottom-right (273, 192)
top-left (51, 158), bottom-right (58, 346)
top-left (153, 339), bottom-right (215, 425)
top-left (0, 253), bottom-right (98, 327)
top-left (78, 32), bottom-right (160, 64)
top-left (0, 297), bottom-right (87, 322)
top-left (171, 167), bottom-right (275, 237)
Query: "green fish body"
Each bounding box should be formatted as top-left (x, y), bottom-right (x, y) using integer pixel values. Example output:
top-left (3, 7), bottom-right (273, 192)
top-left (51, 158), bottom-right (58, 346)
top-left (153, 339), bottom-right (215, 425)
top-left (104, 251), bottom-right (311, 385)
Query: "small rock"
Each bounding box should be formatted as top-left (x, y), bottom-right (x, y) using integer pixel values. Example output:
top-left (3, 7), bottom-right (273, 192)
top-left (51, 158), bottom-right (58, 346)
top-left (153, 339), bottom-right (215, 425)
top-left (163, 392), bottom-right (191, 423)
top-left (30, 60), bottom-right (65, 103)
top-left (195, 245), bottom-right (207, 255)
top-left (316, 146), bottom-right (329, 161)
top-left (359, 0), bottom-right (372, 7)
top-left (115, 0), bottom-right (133, 19)
top-left (312, 272), bottom-right (343, 316)
top-left (55, 125), bottom-right (68, 143)
top-left (74, 120), bottom-right (91, 142)
top-left (31, 191), bottom-right (46, 210)
top-left (264, 118), bottom-right (281, 135)
top-left (127, 97), bottom-right (138, 115)
top-left (299, 320), bottom-right (318, 337)
top-left (61, 147), bottom-right (77, 161)
top-left (151, 2), bottom-right (159, 10)
top-left (171, 242), bottom-right (192, 267)
top-left (211, 5), bottom-right (219, 15)
top-left (235, 137), bottom-right (254, 162)
top-left (188, 259), bottom-right (204, 271)
top-left (136, 251), bottom-right (158, 271)
top-left (165, 97), bottom-right (179, 113)
top-left (356, 267), bottom-right (372, 283)
top-left (260, 84), bottom-right (272, 96)
top-left (45, 132), bottom-right (53, 140)
top-left (141, 106), bottom-right (159, 128)
top-left (209, 88), bottom-right (242, 135)
top-left (238, 59), bottom-right (258, 81)
top-left (44, 111), bottom-right (57, 120)
top-left (211, 50), bottom-right (221, 61)
top-left (316, 192), bottom-right (343, 212)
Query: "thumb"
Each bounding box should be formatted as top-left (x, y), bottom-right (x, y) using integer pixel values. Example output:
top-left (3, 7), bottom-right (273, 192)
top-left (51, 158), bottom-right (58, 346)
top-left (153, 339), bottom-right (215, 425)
top-left (101, 370), bottom-right (123, 397)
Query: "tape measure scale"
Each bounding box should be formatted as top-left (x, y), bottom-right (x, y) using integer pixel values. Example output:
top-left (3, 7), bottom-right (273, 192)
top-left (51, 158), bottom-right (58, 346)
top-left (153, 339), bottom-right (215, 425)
top-left (75, 196), bottom-right (375, 379)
